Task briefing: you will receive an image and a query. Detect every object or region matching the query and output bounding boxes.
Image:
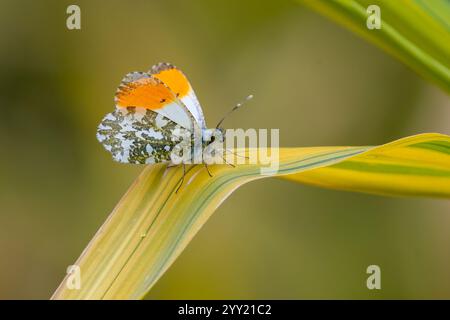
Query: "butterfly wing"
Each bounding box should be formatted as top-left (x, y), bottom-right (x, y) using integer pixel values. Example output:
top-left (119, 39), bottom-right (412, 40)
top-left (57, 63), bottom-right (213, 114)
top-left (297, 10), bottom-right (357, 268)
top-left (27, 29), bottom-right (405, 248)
top-left (150, 62), bottom-right (206, 129)
top-left (96, 107), bottom-right (190, 164)
top-left (98, 66), bottom-right (206, 164)
top-left (115, 71), bottom-right (196, 131)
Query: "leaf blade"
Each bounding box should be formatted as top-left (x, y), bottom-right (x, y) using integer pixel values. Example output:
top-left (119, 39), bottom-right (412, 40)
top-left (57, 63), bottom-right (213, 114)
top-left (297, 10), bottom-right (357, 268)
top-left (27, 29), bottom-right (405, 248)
top-left (283, 133), bottom-right (450, 197)
top-left (51, 133), bottom-right (450, 299)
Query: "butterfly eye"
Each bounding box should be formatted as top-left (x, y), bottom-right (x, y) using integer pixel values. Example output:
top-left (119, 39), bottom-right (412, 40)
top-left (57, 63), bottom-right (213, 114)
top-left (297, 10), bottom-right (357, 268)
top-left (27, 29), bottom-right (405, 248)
top-left (176, 93), bottom-right (180, 97)
top-left (160, 98), bottom-right (166, 103)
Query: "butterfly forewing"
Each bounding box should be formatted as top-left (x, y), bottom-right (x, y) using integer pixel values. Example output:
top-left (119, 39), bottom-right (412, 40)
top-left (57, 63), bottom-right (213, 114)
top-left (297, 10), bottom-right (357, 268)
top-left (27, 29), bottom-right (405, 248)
top-left (150, 62), bottom-right (206, 129)
top-left (115, 71), bottom-right (195, 131)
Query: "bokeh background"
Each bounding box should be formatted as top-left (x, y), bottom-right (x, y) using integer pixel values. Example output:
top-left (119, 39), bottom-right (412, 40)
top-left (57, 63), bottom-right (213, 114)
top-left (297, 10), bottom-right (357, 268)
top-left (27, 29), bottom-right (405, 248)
top-left (0, 0), bottom-right (449, 299)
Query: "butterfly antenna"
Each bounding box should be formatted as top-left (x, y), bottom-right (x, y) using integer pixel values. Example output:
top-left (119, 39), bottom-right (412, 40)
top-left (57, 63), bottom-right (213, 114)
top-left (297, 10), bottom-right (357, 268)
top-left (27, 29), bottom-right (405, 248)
top-left (216, 94), bottom-right (253, 129)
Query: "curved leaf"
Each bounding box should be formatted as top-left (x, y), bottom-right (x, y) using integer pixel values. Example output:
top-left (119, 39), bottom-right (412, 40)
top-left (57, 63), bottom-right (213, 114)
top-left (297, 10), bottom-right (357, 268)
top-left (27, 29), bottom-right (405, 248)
top-left (283, 133), bottom-right (450, 197)
top-left (51, 133), bottom-right (450, 299)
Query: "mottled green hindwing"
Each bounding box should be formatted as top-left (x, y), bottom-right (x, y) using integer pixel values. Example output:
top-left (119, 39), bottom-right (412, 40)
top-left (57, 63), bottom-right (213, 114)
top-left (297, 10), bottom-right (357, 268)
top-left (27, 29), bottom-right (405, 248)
top-left (96, 107), bottom-right (189, 164)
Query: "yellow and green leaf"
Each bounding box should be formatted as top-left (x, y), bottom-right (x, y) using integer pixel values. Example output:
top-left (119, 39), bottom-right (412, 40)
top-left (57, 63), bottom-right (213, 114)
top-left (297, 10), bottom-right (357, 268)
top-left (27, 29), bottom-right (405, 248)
top-left (299, 0), bottom-right (450, 93)
top-left (52, 133), bottom-right (450, 299)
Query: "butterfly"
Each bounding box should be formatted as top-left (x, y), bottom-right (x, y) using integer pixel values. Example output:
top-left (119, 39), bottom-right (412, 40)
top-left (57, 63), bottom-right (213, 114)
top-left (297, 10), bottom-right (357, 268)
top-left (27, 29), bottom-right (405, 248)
top-left (97, 62), bottom-right (220, 166)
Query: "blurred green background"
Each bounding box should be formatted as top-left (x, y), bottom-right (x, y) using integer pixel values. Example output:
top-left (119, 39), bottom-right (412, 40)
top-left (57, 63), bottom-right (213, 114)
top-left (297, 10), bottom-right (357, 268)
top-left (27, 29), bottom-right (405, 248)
top-left (0, 0), bottom-right (449, 299)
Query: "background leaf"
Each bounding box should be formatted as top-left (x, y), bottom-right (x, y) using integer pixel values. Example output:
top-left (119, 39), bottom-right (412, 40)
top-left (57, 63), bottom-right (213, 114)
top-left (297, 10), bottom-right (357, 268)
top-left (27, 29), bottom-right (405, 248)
top-left (299, 0), bottom-right (450, 93)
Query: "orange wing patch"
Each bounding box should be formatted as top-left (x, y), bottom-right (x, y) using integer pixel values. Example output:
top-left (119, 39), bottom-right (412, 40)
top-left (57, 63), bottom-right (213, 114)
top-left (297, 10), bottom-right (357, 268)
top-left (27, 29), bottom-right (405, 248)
top-left (150, 63), bottom-right (190, 98)
top-left (149, 62), bottom-right (206, 128)
top-left (115, 72), bottom-right (176, 110)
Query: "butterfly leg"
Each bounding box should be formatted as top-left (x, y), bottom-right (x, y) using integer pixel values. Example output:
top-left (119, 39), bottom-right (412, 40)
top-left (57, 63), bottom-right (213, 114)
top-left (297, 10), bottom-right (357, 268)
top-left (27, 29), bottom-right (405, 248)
top-left (175, 163), bottom-right (186, 193)
top-left (221, 149), bottom-right (238, 167)
top-left (222, 156), bottom-right (235, 168)
top-left (204, 163), bottom-right (213, 177)
top-left (225, 148), bottom-right (249, 159)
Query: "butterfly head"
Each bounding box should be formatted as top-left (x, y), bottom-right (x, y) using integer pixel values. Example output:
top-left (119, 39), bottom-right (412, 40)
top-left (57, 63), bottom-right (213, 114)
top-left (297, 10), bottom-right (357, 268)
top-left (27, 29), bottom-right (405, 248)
top-left (202, 127), bottom-right (225, 146)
